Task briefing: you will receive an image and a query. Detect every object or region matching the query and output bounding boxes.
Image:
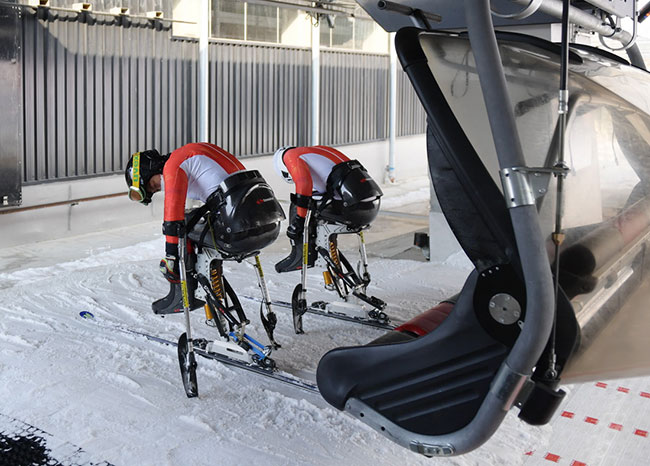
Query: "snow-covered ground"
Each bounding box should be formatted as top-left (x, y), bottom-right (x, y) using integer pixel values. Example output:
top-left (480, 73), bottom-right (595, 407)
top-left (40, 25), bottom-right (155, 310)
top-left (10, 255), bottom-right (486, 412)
top-left (1, 177), bottom-right (649, 465)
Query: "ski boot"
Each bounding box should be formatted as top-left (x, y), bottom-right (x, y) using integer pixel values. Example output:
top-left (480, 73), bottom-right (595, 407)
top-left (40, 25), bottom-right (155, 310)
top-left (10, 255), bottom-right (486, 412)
top-left (152, 254), bottom-right (205, 315)
top-left (152, 280), bottom-right (205, 315)
top-left (275, 240), bottom-right (317, 273)
top-left (275, 212), bottom-right (317, 273)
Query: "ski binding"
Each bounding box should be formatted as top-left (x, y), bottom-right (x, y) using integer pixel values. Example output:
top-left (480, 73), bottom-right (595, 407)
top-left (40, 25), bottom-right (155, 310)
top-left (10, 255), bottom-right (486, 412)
top-left (311, 300), bottom-right (389, 325)
top-left (194, 332), bottom-right (276, 369)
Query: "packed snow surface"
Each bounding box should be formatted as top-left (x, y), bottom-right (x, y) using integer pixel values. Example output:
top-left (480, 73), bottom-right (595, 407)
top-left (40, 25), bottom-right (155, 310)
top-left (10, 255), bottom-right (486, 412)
top-left (1, 179), bottom-right (649, 465)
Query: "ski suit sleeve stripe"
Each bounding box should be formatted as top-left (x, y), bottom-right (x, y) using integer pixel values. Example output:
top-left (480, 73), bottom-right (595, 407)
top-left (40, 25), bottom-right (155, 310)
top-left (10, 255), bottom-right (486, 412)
top-left (313, 146), bottom-right (350, 163)
top-left (195, 142), bottom-right (245, 172)
top-left (163, 150), bottom-right (190, 245)
top-left (283, 148), bottom-right (314, 218)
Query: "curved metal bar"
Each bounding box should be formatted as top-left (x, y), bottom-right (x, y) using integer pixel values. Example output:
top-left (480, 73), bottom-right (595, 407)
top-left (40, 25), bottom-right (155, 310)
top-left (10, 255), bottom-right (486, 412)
top-left (375, 0), bottom-right (555, 454)
top-left (467, 0), bottom-right (554, 378)
top-left (625, 42), bottom-right (647, 69)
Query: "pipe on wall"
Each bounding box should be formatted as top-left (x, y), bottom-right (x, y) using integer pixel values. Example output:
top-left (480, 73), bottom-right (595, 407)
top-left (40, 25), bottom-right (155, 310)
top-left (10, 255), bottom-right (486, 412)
top-left (198, 0), bottom-right (209, 142)
top-left (311, 16), bottom-right (320, 146)
top-left (387, 31), bottom-right (397, 183)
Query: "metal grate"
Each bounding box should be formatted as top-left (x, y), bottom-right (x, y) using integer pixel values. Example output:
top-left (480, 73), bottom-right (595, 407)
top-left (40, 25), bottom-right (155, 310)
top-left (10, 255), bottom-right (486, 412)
top-left (0, 412), bottom-right (113, 465)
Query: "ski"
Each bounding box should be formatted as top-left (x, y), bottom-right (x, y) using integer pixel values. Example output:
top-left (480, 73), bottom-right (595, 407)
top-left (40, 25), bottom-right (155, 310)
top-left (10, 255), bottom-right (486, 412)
top-left (78, 311), bottom-right (319, 394)
top-left (240, 295), bottom-right (399, 331)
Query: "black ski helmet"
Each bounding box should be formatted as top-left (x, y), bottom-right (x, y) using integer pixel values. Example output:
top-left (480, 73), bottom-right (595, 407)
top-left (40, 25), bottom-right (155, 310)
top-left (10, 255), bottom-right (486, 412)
top-left (320, 160), bottom-right (383, 227)
top-left (125, 149), bottom-right (167, 205)
top-left (204, 170), bottom-right (286, 258)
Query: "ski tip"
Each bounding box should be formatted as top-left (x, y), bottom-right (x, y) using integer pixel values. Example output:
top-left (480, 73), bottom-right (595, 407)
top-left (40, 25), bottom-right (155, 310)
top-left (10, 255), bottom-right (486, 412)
top-left (79, 311), bottom-right (95, 319)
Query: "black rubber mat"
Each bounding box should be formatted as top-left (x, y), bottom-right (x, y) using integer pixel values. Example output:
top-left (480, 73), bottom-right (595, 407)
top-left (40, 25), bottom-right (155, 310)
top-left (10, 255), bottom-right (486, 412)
top-left (0, 413), bottom-right (113, 466)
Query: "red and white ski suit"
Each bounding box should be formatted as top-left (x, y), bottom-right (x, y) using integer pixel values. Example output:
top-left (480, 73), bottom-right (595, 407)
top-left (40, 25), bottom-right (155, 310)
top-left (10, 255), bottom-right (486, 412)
top-left (279, 146), bottom-right (350, 218)
top-left (163, 142), bottom-right (245, 246)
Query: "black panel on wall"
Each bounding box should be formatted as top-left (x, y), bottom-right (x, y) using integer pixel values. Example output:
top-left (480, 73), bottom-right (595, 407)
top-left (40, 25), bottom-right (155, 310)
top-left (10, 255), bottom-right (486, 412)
top-left (0, 3), bottom-right (22, 205)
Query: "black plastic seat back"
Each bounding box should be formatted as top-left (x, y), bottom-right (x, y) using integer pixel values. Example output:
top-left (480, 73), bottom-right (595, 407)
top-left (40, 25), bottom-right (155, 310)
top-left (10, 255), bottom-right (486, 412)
top-left (319, 160), bottom-right (383, 227)
top-left (188, 170), bottom-right (285, 259)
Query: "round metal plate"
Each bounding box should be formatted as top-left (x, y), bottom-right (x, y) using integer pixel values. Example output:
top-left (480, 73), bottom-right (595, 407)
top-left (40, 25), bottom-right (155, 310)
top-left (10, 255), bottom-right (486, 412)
top-left (488, 293), bottom-right (521, 325)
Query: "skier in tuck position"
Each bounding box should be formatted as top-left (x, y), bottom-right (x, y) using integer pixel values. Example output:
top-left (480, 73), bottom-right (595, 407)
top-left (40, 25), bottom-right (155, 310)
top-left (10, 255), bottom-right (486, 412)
top-left (272, 145), bottom-right (386, 333)
top-left (273, 145), bottom-right (353, 272)
top-left (124, 142), bottom-right (285, 347)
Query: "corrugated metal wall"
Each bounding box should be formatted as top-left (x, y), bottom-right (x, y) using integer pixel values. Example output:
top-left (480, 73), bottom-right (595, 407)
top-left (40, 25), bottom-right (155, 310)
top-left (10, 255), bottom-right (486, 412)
top-left (21, 11), bottom-right (198, 183)
top-left (396, 64), bottom-right (427, 137)
top-left (208, 42), bottom-right (311, 157)
top-left (19, 10), bottom-right (424, 185)
top-left (320, 50), bottom-right (389, 145)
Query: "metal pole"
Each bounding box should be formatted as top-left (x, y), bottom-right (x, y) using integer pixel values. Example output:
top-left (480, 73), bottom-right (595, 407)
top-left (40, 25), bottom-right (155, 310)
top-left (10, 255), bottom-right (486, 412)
top-left (387, 31), bottom-right (397, 183)
top-left (548, 0), bottom-right (571, 378)
top-left (311, 15), bottom-right (320, 146)
top-left (511, 0), bottom-right (633, 44)
top-left (198, 0), bottom-right (209, 142)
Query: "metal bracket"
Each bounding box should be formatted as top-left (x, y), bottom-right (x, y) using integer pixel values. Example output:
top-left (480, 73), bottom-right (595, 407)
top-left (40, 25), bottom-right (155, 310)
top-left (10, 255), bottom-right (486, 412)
top-left (500, 165), bottom-right (569, 208)
top-left (490, 363), bottom-right (529, 410)
top-left (409, 442), bottom-right (455, 457)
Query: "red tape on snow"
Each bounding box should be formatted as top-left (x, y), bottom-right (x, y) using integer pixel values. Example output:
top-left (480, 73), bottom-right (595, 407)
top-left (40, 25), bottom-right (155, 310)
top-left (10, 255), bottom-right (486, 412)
top-left (526, 450), bottom-right (589, 465)
top-left (544, 452), bottom-right (561, 462)
top-left (609, 423), bottom-right (623, 431)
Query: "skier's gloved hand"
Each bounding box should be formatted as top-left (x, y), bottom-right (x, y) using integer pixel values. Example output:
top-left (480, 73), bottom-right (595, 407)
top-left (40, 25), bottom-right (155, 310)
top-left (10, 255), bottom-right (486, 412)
top-left (160, 241), bottom-right (180, 283)
top-left (159, 256), bottom-right (180, 283)
top-left (286, 215), bottom-right (306, 241)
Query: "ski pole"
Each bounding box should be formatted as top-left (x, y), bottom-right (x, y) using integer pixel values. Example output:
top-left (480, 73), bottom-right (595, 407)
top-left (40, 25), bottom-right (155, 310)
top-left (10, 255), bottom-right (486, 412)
top-left (178, 233), bottom-right (194, 347)
top-left (357, 231), bottom-right (370, 285)
top-left (254, 255), bottom-right (280, 348)
top-left (291, 208), bottom-right (313, 334)
top-left (299, 208), bottom-right (313, 301)
top-left (177, 229), bottom-right (198, 397)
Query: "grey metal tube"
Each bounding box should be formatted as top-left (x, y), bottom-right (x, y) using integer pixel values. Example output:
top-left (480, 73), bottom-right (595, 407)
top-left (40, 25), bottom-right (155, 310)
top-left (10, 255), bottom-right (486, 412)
top-left (387, 32), bottom-right (397, 183)
top-left (311, 20), bottom-right (320, 145)
top-left (626, 43), bottom-right (647, 70)
top-left (465, 0), bottom-right (554, 375)
top-left (512, 0), bottom-right (633, 45)
top-left (198, 0), bottom-right (209, 142)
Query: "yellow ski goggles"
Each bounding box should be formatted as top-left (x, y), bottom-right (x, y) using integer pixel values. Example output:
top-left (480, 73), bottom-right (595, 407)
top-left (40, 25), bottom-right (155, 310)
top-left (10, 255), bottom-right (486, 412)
top-left (128, 185), bottom-right (147, 203)
top-left (127, 152), bottom-right (146, 203)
